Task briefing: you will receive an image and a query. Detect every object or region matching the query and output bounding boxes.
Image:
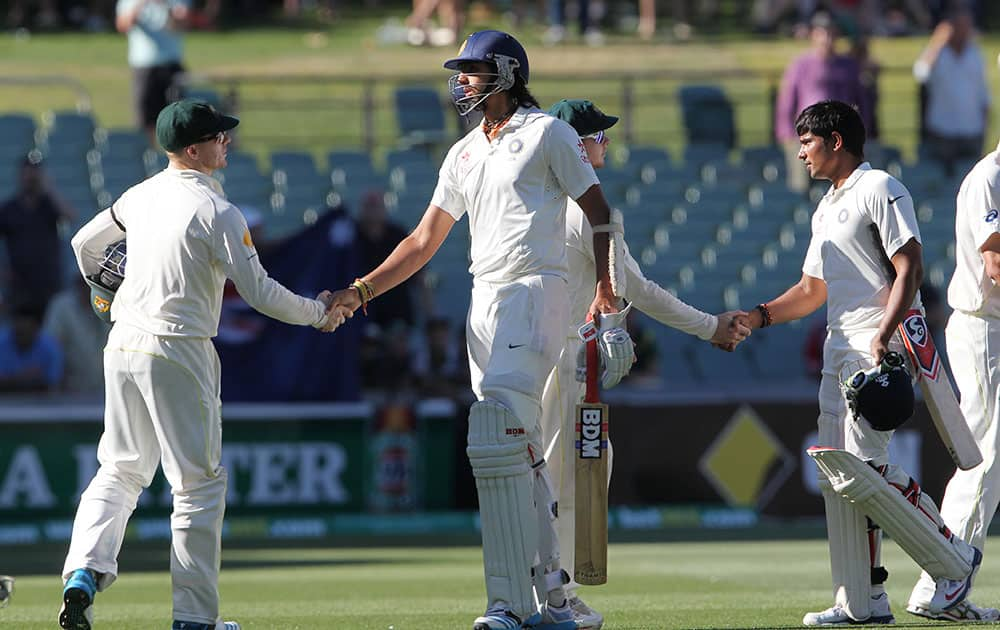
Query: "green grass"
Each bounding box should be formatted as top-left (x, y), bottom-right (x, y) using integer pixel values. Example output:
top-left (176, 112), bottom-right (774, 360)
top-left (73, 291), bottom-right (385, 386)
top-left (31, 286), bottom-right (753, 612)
top-left (2, 16), bottom-right (1000, 162)
top-left (3, 538), bottom-right (1000, 628)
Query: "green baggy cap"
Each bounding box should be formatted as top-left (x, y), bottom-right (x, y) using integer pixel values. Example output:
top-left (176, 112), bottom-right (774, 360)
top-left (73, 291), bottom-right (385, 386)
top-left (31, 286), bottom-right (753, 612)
top-left (547, 99), bottom-right (618, 136)
top-left (156, 99), bottom-right (239, 153)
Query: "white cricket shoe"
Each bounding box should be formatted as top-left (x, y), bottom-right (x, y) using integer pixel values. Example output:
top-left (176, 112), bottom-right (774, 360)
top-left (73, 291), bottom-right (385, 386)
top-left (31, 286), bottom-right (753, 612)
top-left (472, 605), bottom-right (529, 630)
top-left (928, 547), bottom-right (983, 613)
top-left (908, 600), bottom-right (1000, 622)
top-left (568, 596), bottom-right (603, 629)
top-left (0, 575), bottom-right (13, 609)
top-left (802, 592), bottom-right (895, 625)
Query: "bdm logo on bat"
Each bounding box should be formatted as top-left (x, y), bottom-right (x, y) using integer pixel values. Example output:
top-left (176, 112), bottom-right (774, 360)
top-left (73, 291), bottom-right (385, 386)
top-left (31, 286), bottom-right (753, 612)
top-left (578, 409), bottom-right (606, 459)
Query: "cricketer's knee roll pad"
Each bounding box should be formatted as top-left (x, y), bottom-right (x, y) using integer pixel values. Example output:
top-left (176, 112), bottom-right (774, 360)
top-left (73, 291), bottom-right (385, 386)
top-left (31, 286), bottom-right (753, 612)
top-left (467, 400), bottom-right (538, 617)
top-left (809, 448), bottom-right (976, 580)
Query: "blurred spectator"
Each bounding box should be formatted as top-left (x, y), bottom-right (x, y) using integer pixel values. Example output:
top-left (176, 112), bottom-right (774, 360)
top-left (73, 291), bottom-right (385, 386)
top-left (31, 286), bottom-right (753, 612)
top-left (775, 12), bottom-right (867, 192)
top-left (356, 190), bottom-right (418, 329)
top-left (638, 0), bottom-right (656, 39)
top-left (412, 316), bottom-right (469, 399)
top-left (361, 320), bottom-right (418, 398)
top-left (0, 305), bottom-right (63, 394)
top-left (666, 0), bottom-right (720, 39)
top-left (752, 0), bottom-right (816, 35)
top-left (405, 0), bottom-right (463, 47)
top-left (116, 0), bottom-right (189, 145)
top-left (543, 0), bottom-right (602, 46)
top-left (851, 35), bottom-right (880, 139)
top-left (43, 275), bottom-right (111, 395)
top-left (5, 0), bottom-right (61, 29)
top-left (914, 5), bottom-right (989, 176)
top-left (0, 157), bottom-right (76, 314)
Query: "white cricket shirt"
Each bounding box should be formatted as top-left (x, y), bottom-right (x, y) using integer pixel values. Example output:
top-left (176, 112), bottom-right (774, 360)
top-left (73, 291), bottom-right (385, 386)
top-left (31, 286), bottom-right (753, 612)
top-left (431, 107), bottom-right (599, 284)
top-left (565, 199), bottom-right (717, 339)
top-left (948, 147), bottom-right (1000, 318)
top-left (71, 167), bottom-right (326, 338)
top-left (803, 163), bottom-right (922, 333)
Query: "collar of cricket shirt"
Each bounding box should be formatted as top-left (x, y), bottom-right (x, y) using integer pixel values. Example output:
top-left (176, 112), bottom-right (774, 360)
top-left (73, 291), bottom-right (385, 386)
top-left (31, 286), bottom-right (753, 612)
top-left (824, 161), bottom-right (872, 201)
top-left (167, 167), bottom-right (226, 197)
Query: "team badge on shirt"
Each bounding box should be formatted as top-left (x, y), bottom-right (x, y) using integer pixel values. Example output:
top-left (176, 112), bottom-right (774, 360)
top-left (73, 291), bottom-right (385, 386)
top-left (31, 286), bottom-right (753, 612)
top-left (986, 209), bottom-right (999, 223)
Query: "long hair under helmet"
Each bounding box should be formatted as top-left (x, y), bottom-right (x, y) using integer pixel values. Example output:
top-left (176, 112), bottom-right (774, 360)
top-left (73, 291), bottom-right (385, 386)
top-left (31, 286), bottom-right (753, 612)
top-left (443, 30), bottom-right (530, 116)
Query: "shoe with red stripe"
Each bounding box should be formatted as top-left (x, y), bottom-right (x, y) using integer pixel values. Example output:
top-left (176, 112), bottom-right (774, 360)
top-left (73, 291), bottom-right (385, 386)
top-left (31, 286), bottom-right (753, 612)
top-left (908, 600), bottom-right (1000, 622)
top-left (928, 547), bottom-right (982, 613)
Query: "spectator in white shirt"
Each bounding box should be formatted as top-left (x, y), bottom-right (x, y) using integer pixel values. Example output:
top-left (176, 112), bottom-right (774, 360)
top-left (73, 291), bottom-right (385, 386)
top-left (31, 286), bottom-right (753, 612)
top-left (913, 6), bottom-right (990, 175)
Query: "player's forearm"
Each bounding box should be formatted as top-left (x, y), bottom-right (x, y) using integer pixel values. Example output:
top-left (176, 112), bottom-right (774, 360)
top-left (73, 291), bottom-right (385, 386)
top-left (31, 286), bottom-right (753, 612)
top-left (71, 209), bottom-right (125, 278)
top-left (576, 186), bottom-right (614, 300)
top-left (878, 260), bottom-right (922, 344)
top-left (749, 276), bottom-right (826, 329)
top-left (238, 275), bottom-right (327, 327)
top-left (626, 264), bottom-right (715, 340)
top-left (362, 233), bottom-right (436, 300)
top-left (983, 251), bottom-right (1000, 285)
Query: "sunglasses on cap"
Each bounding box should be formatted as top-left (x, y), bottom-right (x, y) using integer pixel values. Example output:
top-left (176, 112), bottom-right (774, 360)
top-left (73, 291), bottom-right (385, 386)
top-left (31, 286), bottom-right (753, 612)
top-left (583, 130), bottom-right (606, 144)
top-left (196, 131), bottom-right (229, 145)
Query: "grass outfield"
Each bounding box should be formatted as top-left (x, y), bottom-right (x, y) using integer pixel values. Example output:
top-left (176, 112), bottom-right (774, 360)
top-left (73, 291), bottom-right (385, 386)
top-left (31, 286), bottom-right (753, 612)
top-left (2, 539), bottom-right (999, 628)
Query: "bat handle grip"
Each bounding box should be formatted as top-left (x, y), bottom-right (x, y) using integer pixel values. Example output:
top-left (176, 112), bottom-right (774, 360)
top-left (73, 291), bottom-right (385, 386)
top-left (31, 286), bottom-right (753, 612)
top-left (585, 314), bottom-right (599, 404)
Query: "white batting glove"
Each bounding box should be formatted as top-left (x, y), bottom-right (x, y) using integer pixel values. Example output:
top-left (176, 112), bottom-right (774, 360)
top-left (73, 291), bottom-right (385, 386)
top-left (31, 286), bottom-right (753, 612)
top-left (598, 327), bottom-right (635, 389)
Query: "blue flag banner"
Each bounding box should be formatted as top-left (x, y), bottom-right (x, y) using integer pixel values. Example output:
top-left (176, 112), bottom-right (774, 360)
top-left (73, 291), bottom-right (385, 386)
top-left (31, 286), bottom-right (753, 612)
top-left (215, 208), bottom-right (362, 402)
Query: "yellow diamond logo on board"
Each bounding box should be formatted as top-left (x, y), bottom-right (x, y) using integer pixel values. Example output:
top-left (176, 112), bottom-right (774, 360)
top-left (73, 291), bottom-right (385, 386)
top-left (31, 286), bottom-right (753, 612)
top-left (698, 405), bottom-right (793, 508)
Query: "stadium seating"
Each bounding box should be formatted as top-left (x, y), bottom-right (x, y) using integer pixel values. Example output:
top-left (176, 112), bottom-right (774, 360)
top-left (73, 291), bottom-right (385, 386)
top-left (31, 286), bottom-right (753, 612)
top-left (677, 85), bottom-right (736, 150)
top-left (394, 85), bottom-right (449, 148)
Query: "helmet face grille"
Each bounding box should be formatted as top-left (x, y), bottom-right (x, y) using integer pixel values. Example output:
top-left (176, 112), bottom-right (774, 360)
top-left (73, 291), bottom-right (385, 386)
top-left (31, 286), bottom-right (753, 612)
top-left (99, 240), bottom-right (127, 284)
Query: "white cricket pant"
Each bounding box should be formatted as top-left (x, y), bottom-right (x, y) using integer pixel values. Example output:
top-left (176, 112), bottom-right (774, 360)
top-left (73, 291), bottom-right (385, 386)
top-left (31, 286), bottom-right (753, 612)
top-left (817, 329), bottom-right (903, 616)
top-left (62, 323), bottom-right (227, 626)
top-left (467, 274), bottom-right (569, 611)
top-left (911, 310), bottom-right (1000, 607)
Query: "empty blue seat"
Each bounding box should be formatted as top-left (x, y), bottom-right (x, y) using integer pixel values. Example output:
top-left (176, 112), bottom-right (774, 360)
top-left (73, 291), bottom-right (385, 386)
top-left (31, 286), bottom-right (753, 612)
top-left (394, 85), bottom-right (449, 147)
top-left (0, 113), bottom-right (37, 158)
top-left (677, 85), bottom-right (736, 149)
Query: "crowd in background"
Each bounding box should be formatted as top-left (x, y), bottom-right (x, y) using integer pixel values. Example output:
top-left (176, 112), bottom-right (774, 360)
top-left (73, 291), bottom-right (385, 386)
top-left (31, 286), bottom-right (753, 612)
top-left (3, 0), bottom-right (994, 40)
top-left (0, 0), bottom-right (995, 402)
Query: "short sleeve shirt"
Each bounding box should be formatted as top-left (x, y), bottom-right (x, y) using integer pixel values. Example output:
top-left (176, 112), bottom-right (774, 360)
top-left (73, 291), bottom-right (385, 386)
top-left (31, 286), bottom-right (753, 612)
top-left (116, 0), bottom-right (187, 67)
top-left (803, 163), bottom-right (922, 332)
top-left (948, 148), bottom-right (1000, 318)
top-left (431, 107), bottom-right (599, 284)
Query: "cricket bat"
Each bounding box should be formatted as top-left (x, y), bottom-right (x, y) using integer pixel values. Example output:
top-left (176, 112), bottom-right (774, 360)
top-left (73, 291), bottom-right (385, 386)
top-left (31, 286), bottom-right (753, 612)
top-left (869, 226), bottom-right (983, 470)
top-left (575, 317), bottom-right (609, 586)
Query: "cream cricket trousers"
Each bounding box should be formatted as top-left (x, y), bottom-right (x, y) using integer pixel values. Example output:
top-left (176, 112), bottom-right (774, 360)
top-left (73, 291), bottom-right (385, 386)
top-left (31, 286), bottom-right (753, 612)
top-left (910, 309), bottom-right (1000, 607)
top-left (62, 323), bottom-right (227, 626)
top-left (467, 274), bottom-right (569, 443)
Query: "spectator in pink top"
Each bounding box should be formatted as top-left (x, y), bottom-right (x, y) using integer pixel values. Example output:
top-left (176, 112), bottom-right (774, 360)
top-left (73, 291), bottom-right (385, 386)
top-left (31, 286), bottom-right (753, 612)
top-left (775, 12), bottom-right (868, 192)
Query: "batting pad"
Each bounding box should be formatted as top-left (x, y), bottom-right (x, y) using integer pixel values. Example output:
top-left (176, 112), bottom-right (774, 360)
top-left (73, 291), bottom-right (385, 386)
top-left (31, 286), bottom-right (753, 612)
top-left (809, 447), bottom-right (975, 580)
top-left (531, 460), bottom-right (567, 605)
top-left (816, 416), bottom-right (870, 621)
top-left (467, 400), bottom-right (538, 618)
